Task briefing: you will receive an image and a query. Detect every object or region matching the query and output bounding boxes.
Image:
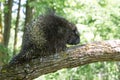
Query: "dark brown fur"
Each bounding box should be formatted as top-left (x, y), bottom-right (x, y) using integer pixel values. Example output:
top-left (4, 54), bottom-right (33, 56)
top-left (9, 14), bottom-right (80, 65)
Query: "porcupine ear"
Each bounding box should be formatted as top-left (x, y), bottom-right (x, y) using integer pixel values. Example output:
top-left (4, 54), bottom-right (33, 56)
top-left (45, 7), bottom-right (56, 15)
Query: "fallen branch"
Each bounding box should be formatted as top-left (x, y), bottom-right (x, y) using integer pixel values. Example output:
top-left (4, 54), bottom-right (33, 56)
top-left (0, 40), bottom-right (120, 79)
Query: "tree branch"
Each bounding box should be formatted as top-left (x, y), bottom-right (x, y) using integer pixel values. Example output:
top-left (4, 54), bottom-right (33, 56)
top-left (0, 40), bottom-right (120, 79)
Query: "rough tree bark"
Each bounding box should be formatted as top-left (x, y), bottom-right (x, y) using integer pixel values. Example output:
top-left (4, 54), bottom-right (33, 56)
top-left (0, 40), bottom-right (120, 79)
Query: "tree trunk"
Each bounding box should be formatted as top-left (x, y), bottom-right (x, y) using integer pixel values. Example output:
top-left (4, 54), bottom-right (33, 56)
top-left (3, 0), bottom-right (13, 47)
top-left (24, 0), bottom-right (33, 27)
top-left (21, 0), bottom-right (33, 47)
top-left (0, 40), bottom-right (120, 79)
top-left (13, 0), bottom-right (21, 55)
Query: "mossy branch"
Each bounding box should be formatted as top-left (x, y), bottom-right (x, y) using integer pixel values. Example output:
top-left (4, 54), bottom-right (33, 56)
top-left (0, 40), bottom-right (120, 79)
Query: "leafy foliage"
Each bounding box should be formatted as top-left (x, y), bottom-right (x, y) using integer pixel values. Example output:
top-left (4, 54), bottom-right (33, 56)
top-left (0, 44), bottom-right (12, 64)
